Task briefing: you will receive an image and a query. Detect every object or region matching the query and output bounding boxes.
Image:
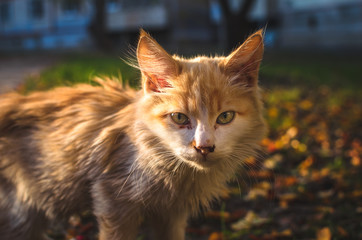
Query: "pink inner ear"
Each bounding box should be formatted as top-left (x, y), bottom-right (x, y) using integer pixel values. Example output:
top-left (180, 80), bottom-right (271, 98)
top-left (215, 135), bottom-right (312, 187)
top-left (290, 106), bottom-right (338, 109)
top-left (157, 77), bottom-right (172, 89)
top-left (147, 74), bottom-right (172, 92)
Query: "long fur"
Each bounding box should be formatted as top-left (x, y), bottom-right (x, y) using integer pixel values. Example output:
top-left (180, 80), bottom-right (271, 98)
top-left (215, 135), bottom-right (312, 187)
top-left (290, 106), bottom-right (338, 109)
top-left (0, 30), bottom-right (266, 240)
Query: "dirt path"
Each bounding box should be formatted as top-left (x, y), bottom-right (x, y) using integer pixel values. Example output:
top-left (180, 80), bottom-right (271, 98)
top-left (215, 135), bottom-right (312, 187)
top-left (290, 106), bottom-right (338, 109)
top-left (0, 55), bottom-right (59, 93)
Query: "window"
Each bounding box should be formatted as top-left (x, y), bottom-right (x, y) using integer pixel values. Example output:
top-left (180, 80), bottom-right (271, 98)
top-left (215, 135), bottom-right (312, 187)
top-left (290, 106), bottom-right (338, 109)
top-left (107, 0), bottom-right (121, 13)
top-left (62, 0), bottom-right (81, 15)
top-left (0, 2), bottom-right (11, 24)
top-left (29, 0), bottom-right (44, 20)
top-left (121, 0), bottom-right (160, 9)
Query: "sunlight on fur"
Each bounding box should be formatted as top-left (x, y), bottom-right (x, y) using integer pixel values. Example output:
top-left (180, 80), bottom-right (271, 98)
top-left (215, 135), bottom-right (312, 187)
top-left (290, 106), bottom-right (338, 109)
top-left (0, 29), bottom-right (266, 240)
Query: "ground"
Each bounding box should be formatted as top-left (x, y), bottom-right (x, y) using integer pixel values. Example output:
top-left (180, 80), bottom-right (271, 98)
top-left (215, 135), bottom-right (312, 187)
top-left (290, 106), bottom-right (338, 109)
top-left (0, 54), bottom-right (58, 93)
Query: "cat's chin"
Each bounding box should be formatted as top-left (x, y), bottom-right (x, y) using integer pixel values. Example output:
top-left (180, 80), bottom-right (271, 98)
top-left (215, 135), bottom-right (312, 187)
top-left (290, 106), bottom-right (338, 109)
top-left (180, 155), bottom-right (217, 171)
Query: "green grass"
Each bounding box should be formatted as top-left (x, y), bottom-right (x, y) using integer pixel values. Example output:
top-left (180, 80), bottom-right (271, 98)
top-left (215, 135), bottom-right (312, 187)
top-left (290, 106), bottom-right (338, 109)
top-left (21, 51), bottom-right (362, 94)
top-left (260, 50), bottom-right (362, 90)
top-left (21, 53), bottom-right (139, 93)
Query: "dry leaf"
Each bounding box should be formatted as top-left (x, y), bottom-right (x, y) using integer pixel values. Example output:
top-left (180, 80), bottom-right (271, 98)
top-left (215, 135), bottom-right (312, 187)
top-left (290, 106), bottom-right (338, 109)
top-left (263, 228), bottom-right (292, 238)
top-left (315, 206), bottom-right (334, 214)
top-left (231, 211), bottom-right (269, 231)
top-left (208, 232), bottom-right (224, 240)
top-left (318, 189), bottom-right (334, 198)
top-left (337, 226), bottom-right (348, 237)
top-left (245, 188), bottom-right (268, 200)
top-left (278, 192), bottom-right (297, 201)
top-left (316, 227), bottom-right (331, 240)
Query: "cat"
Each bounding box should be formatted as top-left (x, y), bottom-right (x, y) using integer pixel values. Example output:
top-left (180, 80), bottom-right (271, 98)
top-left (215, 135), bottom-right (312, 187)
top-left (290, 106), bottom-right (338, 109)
top-left (0, 29), bottom-right (266, 240)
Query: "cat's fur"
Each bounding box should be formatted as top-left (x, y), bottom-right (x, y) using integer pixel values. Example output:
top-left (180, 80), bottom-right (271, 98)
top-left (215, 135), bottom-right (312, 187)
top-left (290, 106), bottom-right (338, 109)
top-left (0, 30), bottom-right (265, 240)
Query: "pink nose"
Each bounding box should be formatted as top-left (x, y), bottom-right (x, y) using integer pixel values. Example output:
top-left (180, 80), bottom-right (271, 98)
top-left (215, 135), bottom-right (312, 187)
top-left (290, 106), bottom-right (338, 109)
top-left (194, 145), bottom-right (215, 156)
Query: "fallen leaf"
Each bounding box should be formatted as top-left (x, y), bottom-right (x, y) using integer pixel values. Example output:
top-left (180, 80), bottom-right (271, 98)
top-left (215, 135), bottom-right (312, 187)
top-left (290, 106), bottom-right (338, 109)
top-left (276, 176), bottom-right (298, 188)
top-left (263, 153), bottom-right (283, 169)
top-left (318, 189), bottom-right (334, 198)
top-left (286, 126), bottom-right (298, 138)
top-left (245, 181), bottom-right (272, 200)
top-left (263, 228), bottom-right (292, 238)
top-left (315, 206), bottom-right (334, 214)
top-left (278, 192), bottom-right (297, 201)
top-left (351, 190), bottom-right (362, 198)
top-left (268, 107), bottom-right (279, 118)
top-left (351, 156), bottom-right (360, 166)
top-left (245, 188), bottom-right (268, 200)
top-left (316, 227), bottom-right (331, 240)
top-left (231, 211), bottom-right (269, 231)
top-left (337, 226), bottom-right (348, 237)
top-left (208, 232), bottom-right (224, 240)
top-left (279, 200), bottom-right (289, 208)
top-left (299, 100), bottom-right (313, 110)
top-left (299, 156), bottom-right (314, 170)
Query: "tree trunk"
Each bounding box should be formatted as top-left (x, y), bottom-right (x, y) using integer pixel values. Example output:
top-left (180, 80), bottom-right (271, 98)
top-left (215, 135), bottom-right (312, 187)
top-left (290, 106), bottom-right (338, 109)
top-left (219, 0), bottom-right (256, 52)
top-left (89, 0), bottom-right (112, 51)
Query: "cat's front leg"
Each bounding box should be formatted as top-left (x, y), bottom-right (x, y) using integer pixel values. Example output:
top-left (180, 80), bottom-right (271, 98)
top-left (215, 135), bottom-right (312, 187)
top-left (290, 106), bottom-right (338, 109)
top-left (148, 209), bottom-right (188, 240)
top-left (97, 209), bottom-right (142, 240)
top-left (92, 182), bottom-right (142, 240)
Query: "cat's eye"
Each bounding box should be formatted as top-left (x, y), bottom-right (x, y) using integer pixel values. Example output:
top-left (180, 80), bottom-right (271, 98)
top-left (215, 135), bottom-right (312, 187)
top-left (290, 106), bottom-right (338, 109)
top-left (216, 111), bottom-right (235, 125)
top-left (170, 113), bottom-right (190, 125)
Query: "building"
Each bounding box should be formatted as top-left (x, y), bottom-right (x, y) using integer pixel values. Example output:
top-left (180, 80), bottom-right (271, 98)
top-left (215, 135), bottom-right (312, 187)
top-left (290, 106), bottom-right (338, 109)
top-left (0, 0), bottom-right (93, 50)
top-left (277, 0), bottom-right (362, 48)
top-left (0, 0), bottom-right (169, 50)
top-left (1, 0), bottom-right (361, 51)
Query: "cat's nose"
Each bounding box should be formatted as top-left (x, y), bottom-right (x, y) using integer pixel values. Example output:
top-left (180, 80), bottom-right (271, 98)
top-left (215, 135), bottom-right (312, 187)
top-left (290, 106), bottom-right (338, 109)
top-left (194, 145), bottom-right (215, 156)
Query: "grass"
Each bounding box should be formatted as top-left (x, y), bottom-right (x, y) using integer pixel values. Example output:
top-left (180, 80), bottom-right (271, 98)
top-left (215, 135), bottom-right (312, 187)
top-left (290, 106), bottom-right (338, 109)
top-left (20, 53), bottom-right (139, 93)
top-left (21, 50), bottom-right (362, 94)
top-left (260, 50), bottom-right (362, 90)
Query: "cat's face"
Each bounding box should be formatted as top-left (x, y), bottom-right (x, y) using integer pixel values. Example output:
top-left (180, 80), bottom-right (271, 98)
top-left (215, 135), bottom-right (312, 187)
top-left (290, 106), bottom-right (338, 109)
top-left (137, 30), bottom-right (265, 170)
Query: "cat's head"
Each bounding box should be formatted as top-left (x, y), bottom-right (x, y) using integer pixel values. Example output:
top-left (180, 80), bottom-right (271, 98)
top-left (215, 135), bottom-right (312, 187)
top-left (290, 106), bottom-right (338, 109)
top-left (136, 30), bottom-right (266, 171)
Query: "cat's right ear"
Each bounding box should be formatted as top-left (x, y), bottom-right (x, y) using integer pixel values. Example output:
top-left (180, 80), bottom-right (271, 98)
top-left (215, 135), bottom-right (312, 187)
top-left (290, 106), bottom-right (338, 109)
top-left (221, 29), bottom-right (264, 88)
top-left (137, 29), bottom-right (179, 93)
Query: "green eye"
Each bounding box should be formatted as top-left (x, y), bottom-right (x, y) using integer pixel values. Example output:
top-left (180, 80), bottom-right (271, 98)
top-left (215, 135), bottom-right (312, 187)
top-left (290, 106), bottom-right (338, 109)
top-left (216, 111), bottom-right (235, 125)
top-left (170, 113), bottom-right (190, 125)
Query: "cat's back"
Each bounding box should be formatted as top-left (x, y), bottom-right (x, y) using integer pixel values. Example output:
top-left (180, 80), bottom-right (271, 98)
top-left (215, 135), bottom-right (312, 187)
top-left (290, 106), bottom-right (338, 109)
top-left (0, 79), bottom-right (136, 133)
top-left (0, 79), bottom-right (137, 176)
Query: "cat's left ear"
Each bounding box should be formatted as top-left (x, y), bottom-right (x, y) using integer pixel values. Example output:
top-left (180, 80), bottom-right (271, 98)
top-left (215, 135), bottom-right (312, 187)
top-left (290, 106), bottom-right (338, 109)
top-left (137, 29), bottom-right (180, 93)
top-left (221, 29), bottom-right (264, 88)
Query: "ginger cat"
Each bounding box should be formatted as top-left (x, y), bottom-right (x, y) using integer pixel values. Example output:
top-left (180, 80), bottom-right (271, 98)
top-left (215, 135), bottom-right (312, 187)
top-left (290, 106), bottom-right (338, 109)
top-left (0, 30), bottom-right (265, 240)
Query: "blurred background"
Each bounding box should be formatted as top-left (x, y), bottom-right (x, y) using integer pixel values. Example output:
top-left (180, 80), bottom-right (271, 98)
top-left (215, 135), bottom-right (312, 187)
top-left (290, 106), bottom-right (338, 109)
top-left (1, 0), bottom-right (362, 52)
top-left (1, 0), bottom-right (362, 91)
top-left (0, 0), bottom-right (361, 240)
